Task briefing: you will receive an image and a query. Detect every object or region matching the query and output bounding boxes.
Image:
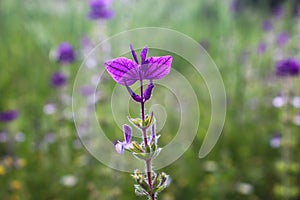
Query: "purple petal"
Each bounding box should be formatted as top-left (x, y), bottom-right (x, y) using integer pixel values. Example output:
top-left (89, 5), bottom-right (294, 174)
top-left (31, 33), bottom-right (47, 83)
top-left (114, 141), bottom-right (124, 154)
top-left (123, 124), bottom-right (132, 144)
top-left (105, 57), bottom-right (139, 86)
top-left (140, 46), bottom-right (148, 64)
top-left (130, 44), bottom-right (139, 64)
top-left (143, 81), bottom-right (154, 101)
top-left (151, 123), bottom-right (156, 142)
top-left (125, 84), bottom-right (143, 102)
top-left (143, 56), bottom-right (172, 80)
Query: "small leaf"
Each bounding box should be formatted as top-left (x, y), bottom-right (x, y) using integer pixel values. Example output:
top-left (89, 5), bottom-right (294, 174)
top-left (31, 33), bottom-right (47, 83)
top-left (130, 141), bottom-right (144, 153)
top-left (128, 116), bottom-right (143, 128)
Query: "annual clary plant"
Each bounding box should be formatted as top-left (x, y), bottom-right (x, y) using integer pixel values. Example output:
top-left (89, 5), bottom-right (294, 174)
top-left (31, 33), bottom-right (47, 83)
top-left (105, 44), bottom-right (172, 200)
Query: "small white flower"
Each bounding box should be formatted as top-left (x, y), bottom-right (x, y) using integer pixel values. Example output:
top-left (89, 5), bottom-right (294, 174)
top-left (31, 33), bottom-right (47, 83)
top-left (43, 103), bottom-right (56, 115)
top-left (60, 175), bottom-right (78, 187)
top-left (272, 95), bottom-right (286, 108)
top-left (235, 182), bottom-right (254, 195)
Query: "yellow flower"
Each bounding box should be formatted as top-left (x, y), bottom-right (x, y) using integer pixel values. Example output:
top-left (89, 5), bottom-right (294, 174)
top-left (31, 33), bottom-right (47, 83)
top-left (0, 165), bottom-right (5, 175)
top-left (10, 180), bottom-right (22, 191)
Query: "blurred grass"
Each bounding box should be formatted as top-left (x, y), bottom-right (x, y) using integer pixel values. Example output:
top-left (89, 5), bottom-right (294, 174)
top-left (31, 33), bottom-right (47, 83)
top-left (0, 0), bottom-right (300, 199)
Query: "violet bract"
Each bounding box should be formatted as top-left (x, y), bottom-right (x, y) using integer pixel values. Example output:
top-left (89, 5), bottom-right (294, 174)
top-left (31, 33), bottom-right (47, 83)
top-left (105, 45), bottom-right (172, 200)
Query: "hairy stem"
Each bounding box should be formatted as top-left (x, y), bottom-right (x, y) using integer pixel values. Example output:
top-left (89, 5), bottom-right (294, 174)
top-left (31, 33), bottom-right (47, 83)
top-left (140, 79), bottom-right (154, 200)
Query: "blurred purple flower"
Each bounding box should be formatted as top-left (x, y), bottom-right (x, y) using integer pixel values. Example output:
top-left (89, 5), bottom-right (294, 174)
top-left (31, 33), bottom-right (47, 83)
top-left (56, 42), bottom-right (75, 65)
top-left (230, 0), bottom-right (241, 13)
top-left (275, 58), bottom-right (300, 77)
top-left (262, 20), bottom-right (273, 32)
top-left (44, 133), bottom-right (56, 144)
top-left (88, 0), bottom-right (114, 20)
top-left (276, 32), bottom-right (289, 47)
top-left (294, 113), bottom-right (300, 126)
top-left (270, 133), bottom-right (281, 148)
top-left (0, 132), bottom-right (9, 143)
top-left (272, 5), bottom-right (284, 19)
top-left (0, 110), bottom-right (19, 123)
top-left (51, 71), bottom-right (67, 87)
top-left (80, 85), bottom-right (95, 97)
top-left (257, 42), bottom-right (267, 55)
top-left (114, 125), bottom-right (132, 154)
top-left (297, 5), bottom-right (300, 17)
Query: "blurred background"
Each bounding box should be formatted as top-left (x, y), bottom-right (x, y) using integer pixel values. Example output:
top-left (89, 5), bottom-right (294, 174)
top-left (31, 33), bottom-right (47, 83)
top-left (1, 0), bottom-right (300, 199)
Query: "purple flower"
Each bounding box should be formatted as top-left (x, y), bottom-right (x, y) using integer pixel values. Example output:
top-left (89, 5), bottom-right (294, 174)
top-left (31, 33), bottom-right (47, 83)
top-left (276, 32), bottom-right (289, 47)
top-left (230, 0), bottom-right (241, 13)
top-left (81, 36), bottom-right (93, 51)
top-left (56, 42), bottom-right (75, 65)
top-left (270, 133), bottom-right (281, 148)
top-left (296, 5), bottom-right (300, 17)
top-left (80, 85), bottom-right (95, 97)
top-left (262, 20), bottom-right (273, 32)
top-left (51, 71), bottom-right (67, 87)
top-left (105, 45), bottom-right (172, 103)
top-left (0, 132), bottom-right (9, 142)
top-left (105, 45), bottom-right (172, 86)
top-left (0, 110), bottom-right (19, 123)
top-left (257, 42), bottom-right (267, 55)
top-left (114, 125), bottom-right (132, 154)
top-left (275, 58), bottom-right (300, 77)
top-left (88, 0), bottom-right (114, 20)
top-left (272, 5), bottom-right (284, 19)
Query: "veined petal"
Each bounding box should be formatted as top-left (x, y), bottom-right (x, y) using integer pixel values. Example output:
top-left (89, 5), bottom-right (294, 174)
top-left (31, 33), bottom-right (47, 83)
top-left (123, 124), bottom-right (132, 144)
top-left (140, 46), bottom-right (148, 64)
top-left (143, 56), bottom-right (172, 80)
top-left (105, 57), bottom-right (139, 86)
